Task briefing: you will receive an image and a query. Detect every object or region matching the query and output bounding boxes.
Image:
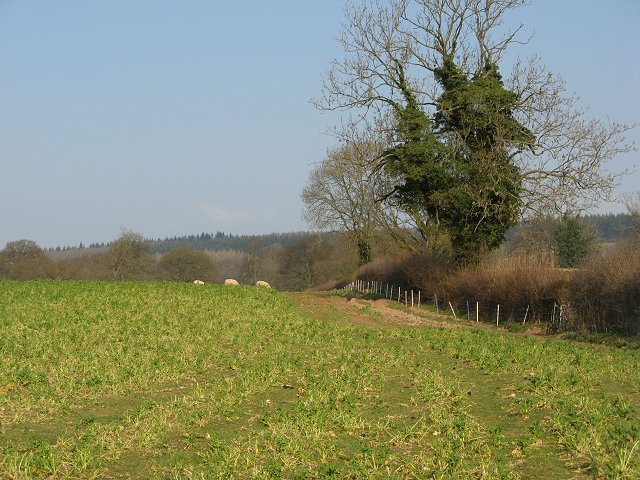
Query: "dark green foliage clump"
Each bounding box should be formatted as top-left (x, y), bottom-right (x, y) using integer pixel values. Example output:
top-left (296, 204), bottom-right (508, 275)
top-left (385, 60), bottom-right (534, 264)
top-left (553, 216), bottom-right (595, 268)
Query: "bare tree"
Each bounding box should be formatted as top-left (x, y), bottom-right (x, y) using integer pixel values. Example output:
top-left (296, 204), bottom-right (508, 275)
top-left (302, 128), bottom-right (392, 264)
top-left (107, 229), bottom-right (150, 280)
top-left (509, 58), bottom-right (635, 215)
top-left (278, 235), bottom-right (328, 290)
top-left (241, 238), bottom-right (265, 284)
top-left (316, 0), bottom-right (634, 220)
top-left (0, 239), bottom-right (56, 279)
top-left (505, 216), bottom-right (557, 264)
top-left (1, 239), bottom-right (44, 266)
top-left (159, 248), bottom-right (217, 282)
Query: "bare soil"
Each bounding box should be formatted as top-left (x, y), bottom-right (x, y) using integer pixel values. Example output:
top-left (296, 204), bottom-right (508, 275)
top-left (295, 293), bottom-right (469, 329)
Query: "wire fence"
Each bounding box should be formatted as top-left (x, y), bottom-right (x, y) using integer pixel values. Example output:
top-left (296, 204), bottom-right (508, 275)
top-left (343, 278), bottom-right (569, 331)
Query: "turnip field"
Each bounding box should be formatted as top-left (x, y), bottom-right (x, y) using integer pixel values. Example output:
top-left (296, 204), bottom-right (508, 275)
top-left (0, 281), bottom-right (638, 479)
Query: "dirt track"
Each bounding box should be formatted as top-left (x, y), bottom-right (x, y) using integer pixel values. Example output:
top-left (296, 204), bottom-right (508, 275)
top-left (295, 293), bottom-right (473, 329)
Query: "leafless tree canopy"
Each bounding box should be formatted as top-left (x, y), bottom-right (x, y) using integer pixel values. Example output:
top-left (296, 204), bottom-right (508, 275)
top-left (509, 58), bottom-right (635, 215)
top-left (316, 0), bottom-right (528, 112)
top-left (302, 128), bottom-right (395, 263)
top-left (108, 229), bottom-right (151, 280)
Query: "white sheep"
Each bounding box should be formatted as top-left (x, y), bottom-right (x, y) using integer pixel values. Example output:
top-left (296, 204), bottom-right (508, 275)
top-left (255, 280), bottom-right (271, 288)
top-left (224, 278), bottom-right (240, 286)
top-left (193, 280), bottom-right (205, 285)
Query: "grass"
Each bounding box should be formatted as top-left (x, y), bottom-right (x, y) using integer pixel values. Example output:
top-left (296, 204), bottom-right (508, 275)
top-left (0, 281), bottom-right (639, 478)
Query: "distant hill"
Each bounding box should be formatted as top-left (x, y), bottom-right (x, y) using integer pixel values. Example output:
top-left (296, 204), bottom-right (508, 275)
top-left (47, 231), bottom-right (324, 258)
top-left (581, 213), bottom-right (635, 241)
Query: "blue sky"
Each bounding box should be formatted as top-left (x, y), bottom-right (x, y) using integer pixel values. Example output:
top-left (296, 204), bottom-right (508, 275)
top-left (1, 0), bottom-right (638, 248)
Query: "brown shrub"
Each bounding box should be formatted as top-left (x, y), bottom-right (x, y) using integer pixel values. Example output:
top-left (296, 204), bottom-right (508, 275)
top-left (441, 256), bottom-right (571, 323)
top-left (348, 244), bottom-right (639, 335)
top-left (159, 248), bottom-right (217, 283)
top-left (6, 256), bottom-right (58, 280)
top-left (55, 254), bottom-right (110, 280)
top-left (570, 238), bottom-right (640, 335)
top-left (0, 240), bottom-right (58, 280)
top-left (403, 254), bottom-right (453, 293)
top-left (354, 253), bottom-right (452, 292)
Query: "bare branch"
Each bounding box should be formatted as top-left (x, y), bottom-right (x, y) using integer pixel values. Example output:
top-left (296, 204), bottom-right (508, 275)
top-left (509, 58), bottom-right (636, 216)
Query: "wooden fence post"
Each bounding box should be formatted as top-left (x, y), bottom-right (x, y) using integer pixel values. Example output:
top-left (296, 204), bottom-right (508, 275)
top-left (449, 302), bottom-right (457, 319)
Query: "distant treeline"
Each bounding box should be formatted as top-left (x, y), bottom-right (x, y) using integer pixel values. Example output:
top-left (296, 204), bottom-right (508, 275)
top-left (581, 213), bottom-right (635, 241)
top-left (45, 214), bottom-right (634, 254)
top-left (48, 231), bottom-right (331, 254)
top-left (146, 231), bottom-right (331, 254)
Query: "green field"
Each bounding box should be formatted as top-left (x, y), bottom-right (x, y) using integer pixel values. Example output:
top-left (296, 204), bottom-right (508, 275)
top-left (0, 281), bottom-right (639, 479)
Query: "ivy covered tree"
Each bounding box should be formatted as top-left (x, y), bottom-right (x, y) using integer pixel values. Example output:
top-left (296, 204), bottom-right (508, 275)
top-left (433, 60), bottom-right (534, 263)
top-left (382, 66), bottom-right (451, 252)
top-left (383, 58), bottom-right (534, 263)
top-left (315, 0), bottom-right (633, 265)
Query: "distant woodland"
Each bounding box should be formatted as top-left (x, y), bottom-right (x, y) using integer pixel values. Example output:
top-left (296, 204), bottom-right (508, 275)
top-left (39, 213), bottom-right (636, 255)
top-left (45, 231), bottom-right (322, 254)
